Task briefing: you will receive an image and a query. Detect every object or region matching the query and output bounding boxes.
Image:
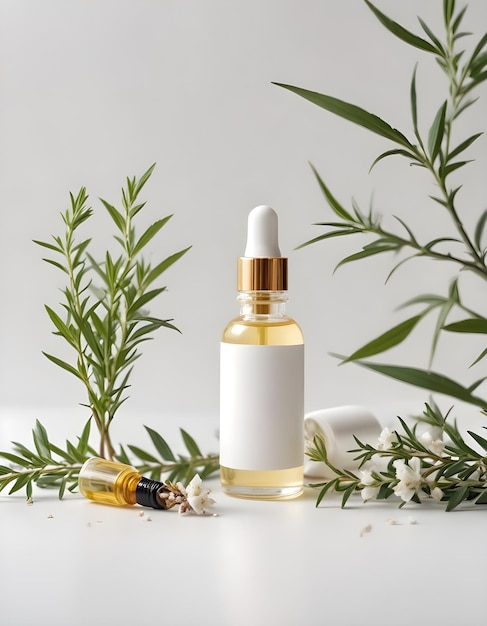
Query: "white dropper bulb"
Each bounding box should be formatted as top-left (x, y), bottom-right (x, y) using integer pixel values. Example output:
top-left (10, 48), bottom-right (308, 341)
top-left (244, 205), bottom-right (281, 258)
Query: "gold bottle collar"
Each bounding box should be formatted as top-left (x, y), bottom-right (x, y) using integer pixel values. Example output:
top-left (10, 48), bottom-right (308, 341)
top-left (237, 257), bottom-right (288, 291)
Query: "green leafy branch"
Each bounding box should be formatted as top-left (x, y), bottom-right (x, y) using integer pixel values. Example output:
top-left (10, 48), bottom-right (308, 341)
top-left (34, 164), bottom-right (190, 459)
top-left (0, 164), bottom-right (221, 501)
top-left (306, 401), bottom-right (487, 511)
top-left (0, 419), bottom-right (219, 499)
top-left (274, 0), bottom-right (487, 408)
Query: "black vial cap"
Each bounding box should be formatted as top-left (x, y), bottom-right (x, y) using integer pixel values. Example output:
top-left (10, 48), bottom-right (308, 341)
top-left (135, 477), bottom-right (169, 509)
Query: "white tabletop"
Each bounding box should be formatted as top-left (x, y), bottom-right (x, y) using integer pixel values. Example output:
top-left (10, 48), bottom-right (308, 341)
top-left (1, 406), bottom-right (485, 626)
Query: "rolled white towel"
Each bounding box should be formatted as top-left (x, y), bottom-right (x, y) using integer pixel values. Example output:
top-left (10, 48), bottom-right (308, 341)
top-left (304, 405), bottom-right (381, 479)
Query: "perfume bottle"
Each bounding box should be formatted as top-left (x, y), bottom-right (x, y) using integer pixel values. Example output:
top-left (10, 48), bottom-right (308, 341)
top-left (219, 205), bottom-right (305, 500)
top-left (78, 457), bottom-right (171, 509)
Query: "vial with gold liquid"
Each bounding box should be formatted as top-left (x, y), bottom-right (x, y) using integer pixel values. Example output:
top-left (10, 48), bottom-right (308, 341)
top-left (219, 205), bottom-right (304, 499)
top-left (78, 457), bottom-right (172, 509)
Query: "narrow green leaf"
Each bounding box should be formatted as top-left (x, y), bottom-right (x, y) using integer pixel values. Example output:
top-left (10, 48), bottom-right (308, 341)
top-left (44, 306), bottom-right (72, 341)
top-left (132, 216), bottom-right (173, 257)
top-left (445, 485), bottom-right (469, 511)
top-left (33, 420), bottom-right (52, 460)
top-left (418, 18), bottom-right (445, 55)
top-left (444, 318), bottom-right (487, 334)
top-left (144, 426), bottom-right (176, 462)
top-left (99, 199), bottom-right (125, 233)
top-left (296, 229), bottom-right (360, 250)
top-left (347, 360), bottom-right (487, 407)
top-left (78, 317), bottom-right (104, 362)
top-left (127, 445), bottom-right (160, 464)
top-left (42, 258), bottom-right (68, 274)
top-left (180, 429), bottom-right (202, 457)
top-left (126, 288), bottom-right (166, 318)
top-left (364, 1), bottom-right (438, 54)
top-left (58, 476), bottom-right (67, 500)
top-left (314, 479), bottom-right (338, 507)
top-left (116, 446), bottom-right (132, 465)
top-left (461, 73), bottom-right (487, 96)
top-left (428, 101), bottom-right (447, 161)
top-left (370, 148), bottom-right (420, 171)
top-left (133, 163), bottom-right (156, 199)
top-left (0, 451), bottom-right (32, 466)
top-left (470, 51), bottom-right (487, 77)
top-left (443, 459), bottom-right (467, 478)
top-left (77, 419), bottom-right (92, 455)
top-left (9, 473), bottom-right (34, 495)
top-left (130, 202), bottom-right (147, 219)
top-left (475, 490), bottom-right (487, 505)
top-left (335, 245), bottom-right (393, 271)
top-left (474, 208), bottom-right (487, 251)
top-left (442, 161), bottom-right (471, 177)
top-left (385, 254), bottom-right (421, 283)
top-left (467, 430), bottom-right (487, 453)
top-left (309, 164), bottom-right (354, 221)
top-left (400, 293), bottom-right (446, 308)
top-left (410, 65), bottom-right (420, 140)
top-left (452, 6), bottom-right (467, 33)
top-left (443, 0), bottom-right (455, 27)
top-left (429, 291), bottom-right (456, 366)
top-left (447, 133), bottom-right (482, 161)
top-left (273, 83), bottom-right (413, 148)
top-left (144, 247), bottom-right (192, 287)
top-left (394, 216), bottom-right (418, 245)
top-left (343, 315), bottom-right (422, 362)
top-left (341, 483), bottom-right (358, 508)
top-left (33, 239), bottom-right (63, 253)
top-left (42, 352), bottom-right (84, 380)
top-left (470, 348), bottom-right (487, 368)
top-left (48, 443), bottom-right (76, 463)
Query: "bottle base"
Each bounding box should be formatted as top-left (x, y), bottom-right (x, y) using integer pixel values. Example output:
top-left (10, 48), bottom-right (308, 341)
top-left (220, 465), bottom-right (303, 500)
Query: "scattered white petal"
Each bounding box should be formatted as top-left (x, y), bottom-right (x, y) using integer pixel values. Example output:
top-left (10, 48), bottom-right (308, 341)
top-left (47, 514), bottom-right (54, 519)
top-left (360, 523), bottom-right (372, 537)
top-left (138, 511), bottom-right (145, 517)
top-left (408, 516), bottom-right (417, 525)
top-left (145, 516), bottom-right (152, 522)
top-left (26, 497), bottom-right (33, 506)
top-left (387, 518), bottom-right (399, 525)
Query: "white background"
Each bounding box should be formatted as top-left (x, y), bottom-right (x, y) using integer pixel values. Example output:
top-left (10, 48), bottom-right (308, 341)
top-left (1, 0), bottom-right (486, 440)
top-left (1, 5), bottom-right (487, 626)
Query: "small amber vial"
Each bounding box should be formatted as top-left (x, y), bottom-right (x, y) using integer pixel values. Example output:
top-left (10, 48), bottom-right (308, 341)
top-left (78, 457), bottom-right (169, 509)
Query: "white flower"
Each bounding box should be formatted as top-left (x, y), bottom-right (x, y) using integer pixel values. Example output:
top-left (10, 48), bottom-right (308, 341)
top-left (420, 430), bottom-right (445, 456)
top-left (178, 474), bottom-right (216, 516)
top-left (393, 457), bottom-right (422, 503)
top-left (377, 427), bottom-right (397, 450)
top-left (430, 486), bottom-right (444, 502)
top-left (360, 468), bottom-right (379, 502)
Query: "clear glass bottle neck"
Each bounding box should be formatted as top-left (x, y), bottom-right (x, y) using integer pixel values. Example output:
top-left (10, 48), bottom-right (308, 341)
top-left (237, 290), bottom-right (289, 318)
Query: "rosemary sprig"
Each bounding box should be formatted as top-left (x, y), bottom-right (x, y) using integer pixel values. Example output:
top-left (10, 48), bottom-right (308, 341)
top-left (0, 419), bottom-right (219, 499)
top-left (306, 401), bottom-right (487, 512)
top-left (274, 1), bottom-right (487, 510)
top-left (34, 164), bottom-right (190, 460)
top-left (274, 1), bottom-right (487, 397)
top-left (0, 164), bottom-right (220, 501)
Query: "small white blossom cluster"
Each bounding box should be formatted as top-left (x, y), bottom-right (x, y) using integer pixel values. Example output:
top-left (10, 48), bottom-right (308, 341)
top-left (177, 474), bottom-right (216, 516)
top-left (360, 427), bottom-right (446, 504)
